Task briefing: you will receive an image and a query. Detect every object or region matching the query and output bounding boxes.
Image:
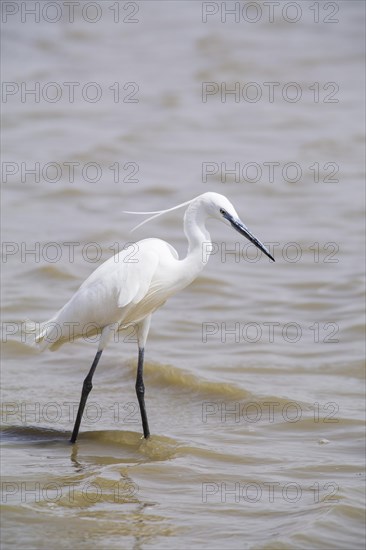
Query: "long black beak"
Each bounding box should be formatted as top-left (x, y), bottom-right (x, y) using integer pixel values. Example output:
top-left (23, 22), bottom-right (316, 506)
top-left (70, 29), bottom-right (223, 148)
top-left (223, 212), bottom-right (275, 262)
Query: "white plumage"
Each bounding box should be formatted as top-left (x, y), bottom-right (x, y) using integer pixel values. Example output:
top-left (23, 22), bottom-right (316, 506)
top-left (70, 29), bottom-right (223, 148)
top-left (29, 192), bottom-right (274, 442)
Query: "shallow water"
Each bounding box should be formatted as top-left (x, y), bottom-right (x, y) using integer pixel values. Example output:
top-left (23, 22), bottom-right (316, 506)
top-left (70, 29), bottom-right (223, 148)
top-left (1, 1), bottom-right (365, 549)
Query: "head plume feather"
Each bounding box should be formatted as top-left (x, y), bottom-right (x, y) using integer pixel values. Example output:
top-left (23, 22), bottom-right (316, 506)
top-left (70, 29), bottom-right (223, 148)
top-left (123, 197), bottom-right (196, 232)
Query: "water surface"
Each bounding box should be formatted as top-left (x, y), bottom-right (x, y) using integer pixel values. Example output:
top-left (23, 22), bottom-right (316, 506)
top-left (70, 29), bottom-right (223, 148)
top-left (1, 2), bottom-right (365, 549)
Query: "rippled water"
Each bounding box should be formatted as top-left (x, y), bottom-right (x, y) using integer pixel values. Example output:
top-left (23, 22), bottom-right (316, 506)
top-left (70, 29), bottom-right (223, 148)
top-left (1, 2), bottom-right (365, 549)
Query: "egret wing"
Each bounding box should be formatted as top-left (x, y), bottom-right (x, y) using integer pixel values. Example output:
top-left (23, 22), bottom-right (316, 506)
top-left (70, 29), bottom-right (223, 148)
top-left (117, 248), bottom-right (160, 307)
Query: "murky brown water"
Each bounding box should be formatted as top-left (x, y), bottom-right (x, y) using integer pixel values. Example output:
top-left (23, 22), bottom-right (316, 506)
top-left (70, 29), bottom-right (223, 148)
top-left (1, 1), bottom-right (365, 549)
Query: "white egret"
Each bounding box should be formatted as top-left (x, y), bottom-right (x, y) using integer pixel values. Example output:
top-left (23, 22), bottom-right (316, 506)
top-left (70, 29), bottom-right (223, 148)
top-left (30, 192), bottom-right (274, 442)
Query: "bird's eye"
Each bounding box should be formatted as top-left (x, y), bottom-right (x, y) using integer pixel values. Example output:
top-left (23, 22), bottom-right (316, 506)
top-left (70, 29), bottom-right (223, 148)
top-left (220, 208), bottom-right (226, 215)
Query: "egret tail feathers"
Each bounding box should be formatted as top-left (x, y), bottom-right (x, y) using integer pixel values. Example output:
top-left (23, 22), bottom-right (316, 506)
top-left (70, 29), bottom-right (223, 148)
top-left (22, 318), bottom-right (62, 352)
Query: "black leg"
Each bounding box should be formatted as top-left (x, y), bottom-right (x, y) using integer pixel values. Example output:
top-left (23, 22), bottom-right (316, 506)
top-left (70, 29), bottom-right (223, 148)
top-left (70, 349), bottom-right (103, 443)
top-left (135, 347), bottom-right (150, 439)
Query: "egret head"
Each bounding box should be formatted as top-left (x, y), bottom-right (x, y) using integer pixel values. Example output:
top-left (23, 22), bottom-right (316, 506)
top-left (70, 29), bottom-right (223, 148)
top-left (124, 191), bottom-right (275, 262)
top-left (197, 192), bottom-right (275, 262)
top-left (197, 192), bottom-right (240, 221)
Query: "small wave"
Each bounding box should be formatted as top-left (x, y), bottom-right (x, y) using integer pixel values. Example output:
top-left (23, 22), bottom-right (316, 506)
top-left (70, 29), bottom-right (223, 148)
top-left (1, 425), bottom-right (69, 443)
top-left (139, 361), bottom-right (251, 399)
top-left (73, 429), bottom-right (180, 461)
top-left (41, 188), bottom-right (88, 199)
top-left (28, 264), bottom-right (76, 280)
